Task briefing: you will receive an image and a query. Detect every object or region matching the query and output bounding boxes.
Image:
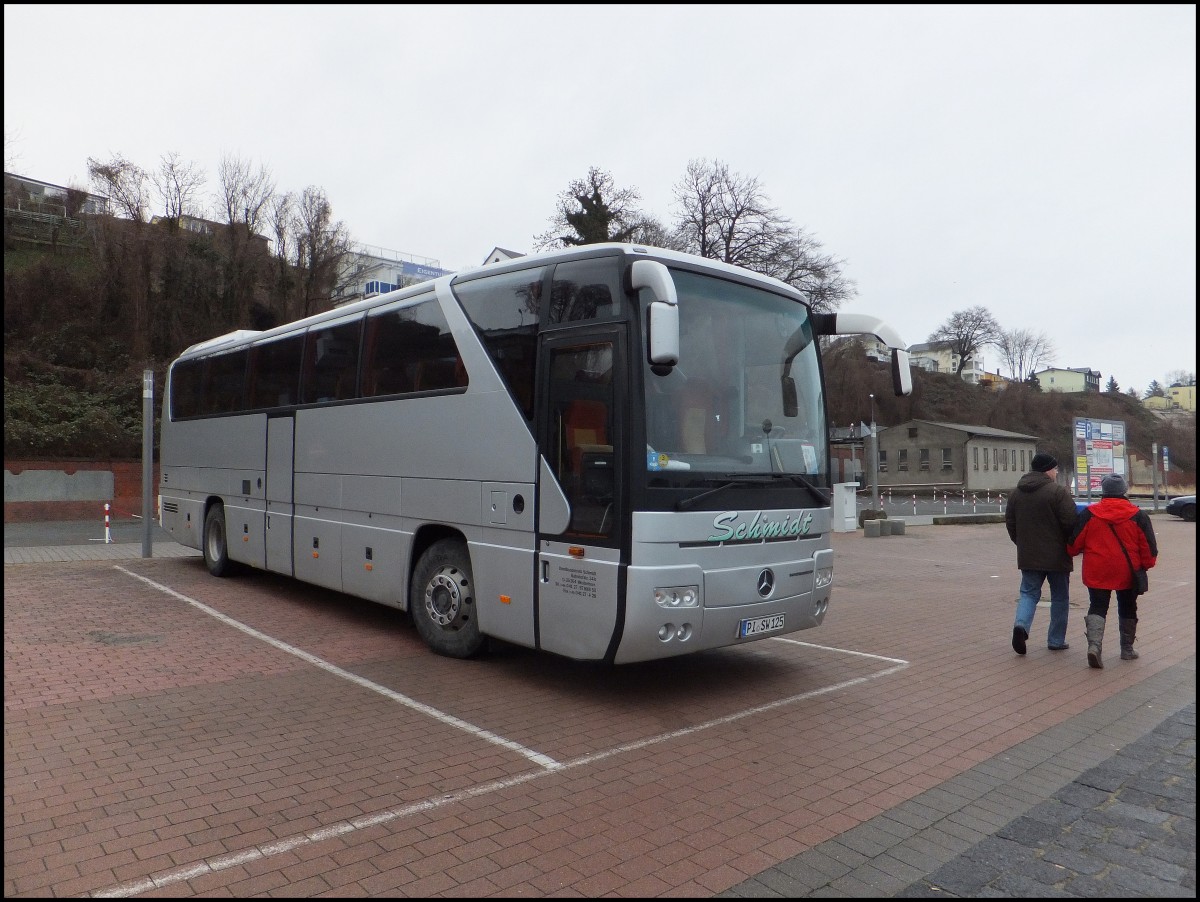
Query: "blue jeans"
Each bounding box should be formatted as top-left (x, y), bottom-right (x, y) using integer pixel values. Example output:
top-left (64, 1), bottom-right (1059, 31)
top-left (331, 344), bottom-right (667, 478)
top-left (1014, 570), bottom-right (1070, 648)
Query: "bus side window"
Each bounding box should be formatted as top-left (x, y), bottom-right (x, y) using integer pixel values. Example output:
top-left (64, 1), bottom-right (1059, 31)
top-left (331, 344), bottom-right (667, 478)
top-left (548, 259), bottom-right (622, 323)
top-left (202, 350), bottom-right (248, 414)
top-left (247, 334), bottom-right (303, 409)
top-left (453, 268), bottom-right (542, 418)
top-left (302, 321), bottom-right (361, 403)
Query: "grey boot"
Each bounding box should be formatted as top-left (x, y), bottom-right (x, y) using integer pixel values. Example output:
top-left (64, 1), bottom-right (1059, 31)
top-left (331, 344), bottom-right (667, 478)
top-left (1119, 617), bottom-right (1139, 660)
top-left (1085, 614), bottom-right (1106, 669)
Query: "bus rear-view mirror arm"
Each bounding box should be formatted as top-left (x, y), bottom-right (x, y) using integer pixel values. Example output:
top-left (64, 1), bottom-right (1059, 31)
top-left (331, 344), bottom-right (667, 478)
top-left (812, 312), bottom-right (913, 397)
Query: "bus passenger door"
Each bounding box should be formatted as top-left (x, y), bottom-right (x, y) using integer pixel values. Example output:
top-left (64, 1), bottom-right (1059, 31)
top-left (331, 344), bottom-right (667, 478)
top-left (265, 414), bottom-right (295, 576)
top-left (536, 331), bottom-right (625, 661)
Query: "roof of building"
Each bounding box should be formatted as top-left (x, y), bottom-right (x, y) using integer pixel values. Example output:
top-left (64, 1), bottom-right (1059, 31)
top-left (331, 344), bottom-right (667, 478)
top-left (1034, 366), bottom-right (1101, 377)
top-left (903, 419), bottom-right (1040, 441)
top-left (906, 340), bottom-right (955, 354)
top-left (482, 247), bottom-right (525, 264)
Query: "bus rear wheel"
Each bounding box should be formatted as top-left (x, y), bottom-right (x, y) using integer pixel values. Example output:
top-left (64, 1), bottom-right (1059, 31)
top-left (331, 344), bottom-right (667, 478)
top-left (203, 503), bottom-right (233, 577)
top-left (410, 538), bottom-right (484, 658)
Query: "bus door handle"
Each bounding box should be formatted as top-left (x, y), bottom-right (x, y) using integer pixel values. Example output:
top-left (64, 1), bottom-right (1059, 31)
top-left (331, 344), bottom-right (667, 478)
top-left (541, 560), bottom-right (549, 583)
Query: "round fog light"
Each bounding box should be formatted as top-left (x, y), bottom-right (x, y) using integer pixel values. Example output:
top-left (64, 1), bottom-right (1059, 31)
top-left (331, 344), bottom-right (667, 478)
top-left (657, 623), bottom-right (674, 642)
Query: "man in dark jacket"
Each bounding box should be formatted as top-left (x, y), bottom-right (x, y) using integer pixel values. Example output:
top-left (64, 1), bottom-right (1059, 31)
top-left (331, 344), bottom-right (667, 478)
top-left (1004, 452), bottom-right (1078, 655)
top-left (1067, 474), bottom-right (1157, 668)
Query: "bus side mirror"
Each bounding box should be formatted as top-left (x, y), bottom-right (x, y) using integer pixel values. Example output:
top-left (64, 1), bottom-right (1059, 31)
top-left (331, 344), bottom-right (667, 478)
top-left (782, 375), bottom-right (798, 417)
top-left (631, 259), bottom-right (679, 372)
top-left (892, 349), bottom-right (912, 396)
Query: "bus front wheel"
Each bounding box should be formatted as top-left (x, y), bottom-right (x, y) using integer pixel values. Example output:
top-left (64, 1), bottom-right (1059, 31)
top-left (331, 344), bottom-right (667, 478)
top-left (410, 539), bottom-right (484, 658)
top-left (203, 503), bottom-right (233, 577)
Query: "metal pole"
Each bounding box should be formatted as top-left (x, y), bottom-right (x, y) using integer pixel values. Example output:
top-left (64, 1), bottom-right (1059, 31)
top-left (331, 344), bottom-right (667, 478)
top-left (1151, 442), bottom-right (1159, 510)
top-left (142, 369), bottom-right (154, 558)
top-left (869, 393), bottom-right (880, 510)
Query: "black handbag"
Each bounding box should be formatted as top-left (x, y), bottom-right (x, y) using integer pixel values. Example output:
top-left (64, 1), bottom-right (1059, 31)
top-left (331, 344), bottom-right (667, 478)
top-left (1107, 522), bottom-right (1148, 595)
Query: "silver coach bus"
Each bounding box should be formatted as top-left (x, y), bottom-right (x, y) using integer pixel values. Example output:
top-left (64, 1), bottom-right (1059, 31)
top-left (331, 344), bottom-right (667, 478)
top-left (159, 244), bottom-right (911, 664)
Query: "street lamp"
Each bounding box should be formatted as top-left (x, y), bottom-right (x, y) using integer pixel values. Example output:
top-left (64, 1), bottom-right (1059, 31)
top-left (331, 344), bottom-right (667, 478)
top-left (869, 393), bottom-right (880, 510)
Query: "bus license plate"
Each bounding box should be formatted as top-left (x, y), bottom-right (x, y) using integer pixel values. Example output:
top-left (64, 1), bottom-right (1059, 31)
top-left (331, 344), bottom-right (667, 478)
top-left (738, 614), bottom-right (785, 638)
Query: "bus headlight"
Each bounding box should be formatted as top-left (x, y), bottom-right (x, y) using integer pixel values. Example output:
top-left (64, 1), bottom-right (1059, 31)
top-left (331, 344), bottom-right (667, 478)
top-left (654, 585), bottom-right (699, 608)
top-left (814, 567), bottom-right (833, 590)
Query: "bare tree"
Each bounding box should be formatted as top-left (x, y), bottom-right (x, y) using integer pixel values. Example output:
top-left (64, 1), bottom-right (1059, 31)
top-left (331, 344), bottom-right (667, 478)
top-left (534, 167), bottom-right (646, 250)
top-left (1163, 369), bottom-right (1195, 387)
top-left (64, 183), bottom-right (91, 218)
top-left (293, 186), bottom-right (351, 318)
top-left (266, 190), bottom-right (296, 316)
top-left (628, 214), bottom-right (683, 250)
top-left (4, 128), bottom-right (21, 172)
top-left (670, 158), bottom-right (853, 312)
top-left (88, 155), bottom-right (150, 222)
top-left (216, 154), bottom-right (274, 236)
top-left (995, 327), bottom-right (1055, 382)
top-left (215, 154), bottom-right (276, 322)
top-left (755, 228), bottom-right (855, 314)
top-left (151, 152), bottom-right (207, 230)
top-left (928, 306), bottom-right (1003, 378)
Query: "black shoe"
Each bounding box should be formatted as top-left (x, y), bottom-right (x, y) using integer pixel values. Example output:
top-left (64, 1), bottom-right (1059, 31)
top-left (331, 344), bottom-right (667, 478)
top-left (1049, 643), bottom-right (1070, 651)
top-left (1012, 626), bottom-right (1028, 655)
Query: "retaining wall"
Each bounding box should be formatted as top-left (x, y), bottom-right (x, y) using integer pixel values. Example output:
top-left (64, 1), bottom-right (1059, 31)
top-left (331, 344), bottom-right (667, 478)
top-left (4, 460), bottom-right (159, 523)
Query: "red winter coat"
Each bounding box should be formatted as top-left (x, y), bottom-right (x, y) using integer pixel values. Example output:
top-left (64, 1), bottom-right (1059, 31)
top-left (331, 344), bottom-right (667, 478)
top-left (1067, 497), bottom-right (1158, 590)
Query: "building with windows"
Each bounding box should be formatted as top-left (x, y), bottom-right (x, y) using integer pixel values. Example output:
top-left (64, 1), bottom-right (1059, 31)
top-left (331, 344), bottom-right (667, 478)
top-left (906, 341), bottom-right (985, 383)
top-left (1033, 366), bottom-right (1101, 393)
top-left (874, 420), bottom-right (1041, 493)
top-left (4, 172), bottom-right (108, 217)
top-left (332, 242), bottom-right (453, 307)
top-left (4, 172), bottom-right (108, 250)
top-left (1142, 382), bottom-right (1196, 413)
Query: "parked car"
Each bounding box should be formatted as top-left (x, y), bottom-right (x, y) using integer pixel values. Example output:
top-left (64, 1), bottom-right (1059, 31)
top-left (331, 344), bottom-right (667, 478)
top-left (1165, 494), bottom-right (1196, 522)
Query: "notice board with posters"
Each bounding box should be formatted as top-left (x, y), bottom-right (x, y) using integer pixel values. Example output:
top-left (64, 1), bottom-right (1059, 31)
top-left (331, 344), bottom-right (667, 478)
top-left (1072, 417), bottom-right (1127, 497)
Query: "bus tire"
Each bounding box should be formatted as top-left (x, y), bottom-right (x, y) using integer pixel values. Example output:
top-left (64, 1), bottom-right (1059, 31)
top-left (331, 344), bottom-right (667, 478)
top-left (410, 538), bottom-right (484, 658)
top-left (203, 503), bottom-right (234, 577)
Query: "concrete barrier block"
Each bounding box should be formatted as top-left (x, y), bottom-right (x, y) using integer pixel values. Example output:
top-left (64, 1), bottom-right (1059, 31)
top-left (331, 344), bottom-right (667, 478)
top-left (864, 519), bottom-right (881, 537)
top-left (891, 519), bottom-right (906, 535)
top-left (878, 519), bottom-right (893, 535)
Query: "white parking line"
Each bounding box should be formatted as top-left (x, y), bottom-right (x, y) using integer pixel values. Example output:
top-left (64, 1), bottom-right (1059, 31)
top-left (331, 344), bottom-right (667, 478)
top-left (113, 566), bottom-right (562, 770)
top-left (100, 565), bottom-right (910, 899)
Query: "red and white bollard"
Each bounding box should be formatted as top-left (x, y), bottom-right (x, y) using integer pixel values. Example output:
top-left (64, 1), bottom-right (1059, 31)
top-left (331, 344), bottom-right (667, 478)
top-left (104, 503), bottom-right (113, 544)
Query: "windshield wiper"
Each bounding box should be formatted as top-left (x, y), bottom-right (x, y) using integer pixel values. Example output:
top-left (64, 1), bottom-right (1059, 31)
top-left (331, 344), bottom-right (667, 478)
top-left (675, 473), bottom-right (830, 511)
top-left (778, 472), bottom-right (831, 506)
top-left (675, 480), bottom-right (741, 511)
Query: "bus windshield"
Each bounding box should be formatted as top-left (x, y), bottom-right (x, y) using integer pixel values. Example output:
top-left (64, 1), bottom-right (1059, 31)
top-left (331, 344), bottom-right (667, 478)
top-left (643, 269), bottom-right (826, 486)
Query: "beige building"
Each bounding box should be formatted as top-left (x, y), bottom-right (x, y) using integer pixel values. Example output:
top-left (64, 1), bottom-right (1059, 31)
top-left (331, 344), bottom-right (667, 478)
top-left (1033, 366), bottom-right (1101, 393)
top-left (1143, 382), bottom-right (1196, 412)
top-left (906, 341), bottom-right (985, 384)
top-left (874, 420), bottom-right (1041, 493)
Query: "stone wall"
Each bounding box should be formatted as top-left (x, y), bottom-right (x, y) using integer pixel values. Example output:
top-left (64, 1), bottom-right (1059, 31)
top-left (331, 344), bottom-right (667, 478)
top-left (4, 460), bottom-right (159, 523)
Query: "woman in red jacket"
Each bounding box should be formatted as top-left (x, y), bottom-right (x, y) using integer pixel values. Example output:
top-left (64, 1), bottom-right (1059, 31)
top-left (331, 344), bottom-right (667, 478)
top-left (1067, 474), bottom-right (1158, 668)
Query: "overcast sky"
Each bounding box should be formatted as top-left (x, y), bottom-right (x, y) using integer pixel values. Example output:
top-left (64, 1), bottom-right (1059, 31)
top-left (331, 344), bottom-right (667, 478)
top-left (5, 4), bottom-right (1195, 395)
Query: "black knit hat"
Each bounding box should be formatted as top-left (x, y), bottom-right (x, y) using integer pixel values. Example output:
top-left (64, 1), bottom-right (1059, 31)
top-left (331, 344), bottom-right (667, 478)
top-left (1101, 474), bottom-right (1128, 497)
top-left (1031, 452), bottom-right (1058, 473)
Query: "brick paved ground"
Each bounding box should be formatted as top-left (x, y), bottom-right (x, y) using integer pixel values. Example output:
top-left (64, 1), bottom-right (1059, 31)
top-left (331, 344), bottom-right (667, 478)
top-left (4, 519), bottom-right (1195, 897)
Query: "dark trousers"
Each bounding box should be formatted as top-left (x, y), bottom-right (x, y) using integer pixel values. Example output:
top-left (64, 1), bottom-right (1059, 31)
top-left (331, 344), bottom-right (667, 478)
top-left (1086, 587), bottom-right (1138, 620)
